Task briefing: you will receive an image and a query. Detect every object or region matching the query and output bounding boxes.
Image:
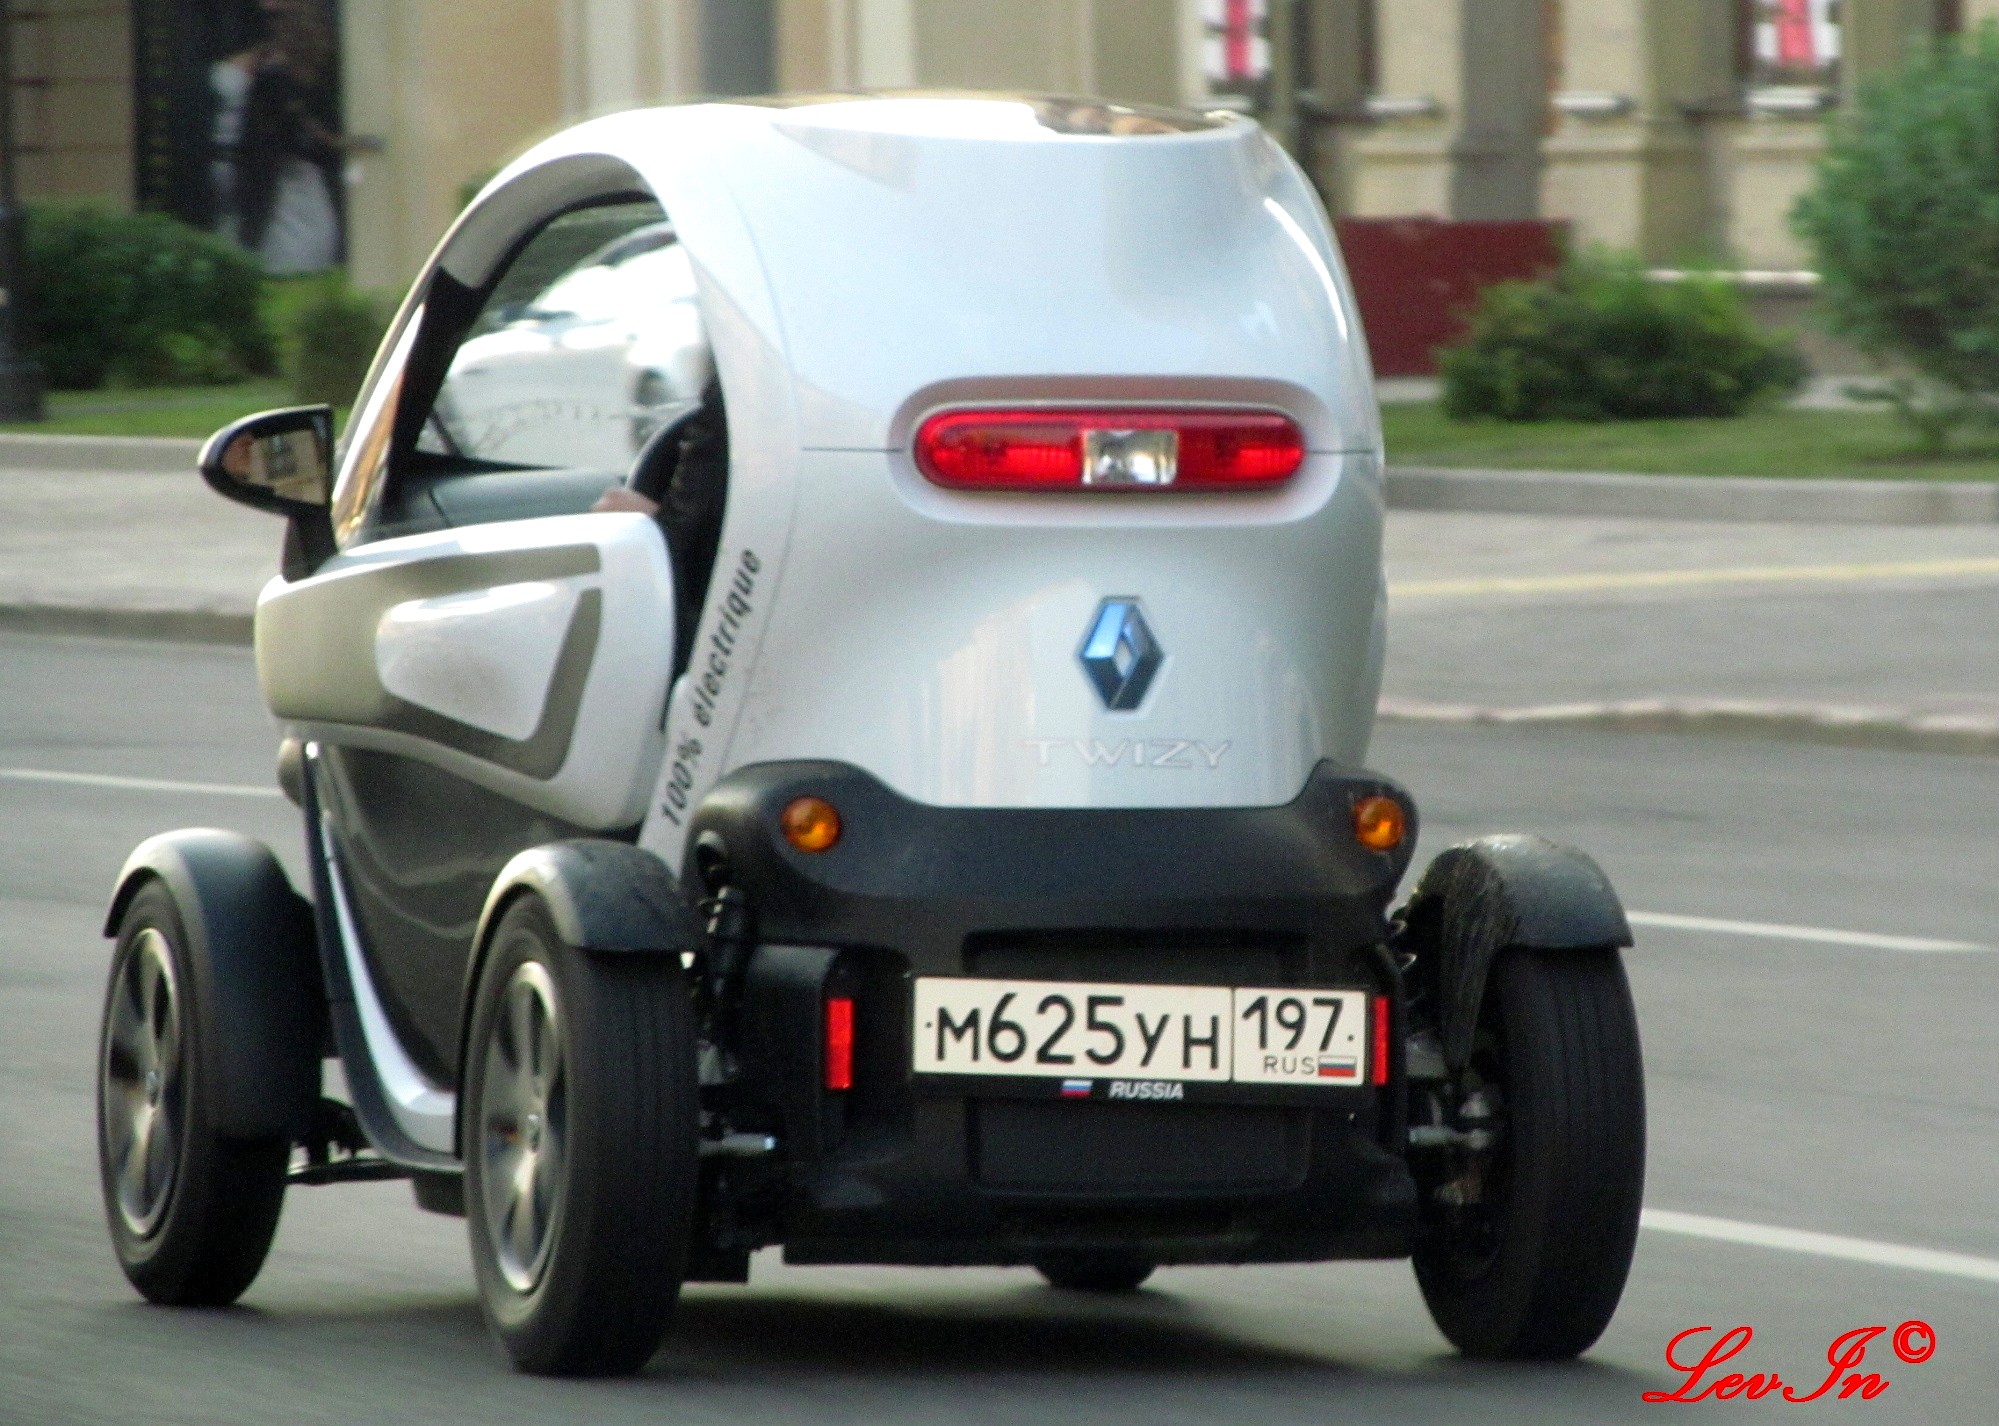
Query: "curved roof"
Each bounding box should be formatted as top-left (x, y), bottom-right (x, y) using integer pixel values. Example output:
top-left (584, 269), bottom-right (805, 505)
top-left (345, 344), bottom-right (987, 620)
top-left (444, 94), bottom-right (1377, 456)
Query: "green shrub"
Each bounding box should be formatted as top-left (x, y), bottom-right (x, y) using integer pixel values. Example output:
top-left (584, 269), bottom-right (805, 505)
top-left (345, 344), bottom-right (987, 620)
top-left (1437, 252), bottom-right (1806, 423)
top-left (282, 274), bottom-right (389, 408)
top-left (24, 204), bottom-right (274, 390)
top-left (1792, 23), bottom-right (1999, 450)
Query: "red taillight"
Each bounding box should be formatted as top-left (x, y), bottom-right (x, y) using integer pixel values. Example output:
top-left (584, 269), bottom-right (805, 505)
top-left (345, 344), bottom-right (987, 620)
top-left (1371, 995), bottom-right (1391, 1087)
top-left (825, 997), bottom-right (854, 1091)
top-left (914, 408), bottom-right (1305, 491)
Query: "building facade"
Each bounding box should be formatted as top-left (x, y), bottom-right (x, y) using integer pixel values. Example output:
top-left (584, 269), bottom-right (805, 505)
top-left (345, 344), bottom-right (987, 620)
top-left (7, 0), bottom-right (1991, 291)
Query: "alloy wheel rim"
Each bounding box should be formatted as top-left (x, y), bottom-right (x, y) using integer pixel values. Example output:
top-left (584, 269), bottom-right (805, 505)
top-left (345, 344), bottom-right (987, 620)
top-left (101, 928), bottom-right (186, 1237)
top-left (479, 959), bottom-right (567, 1295)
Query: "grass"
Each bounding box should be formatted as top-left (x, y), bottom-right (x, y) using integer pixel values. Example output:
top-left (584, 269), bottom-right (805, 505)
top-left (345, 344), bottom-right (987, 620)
top-left (0, 381), bottom-right (296, 440)
top-left (1381, 401), bottom-right (1999, 481)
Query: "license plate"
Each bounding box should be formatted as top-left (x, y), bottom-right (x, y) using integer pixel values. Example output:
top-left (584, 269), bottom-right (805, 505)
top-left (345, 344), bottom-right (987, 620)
top-left (911, 977), bottom-right (1370, 1089)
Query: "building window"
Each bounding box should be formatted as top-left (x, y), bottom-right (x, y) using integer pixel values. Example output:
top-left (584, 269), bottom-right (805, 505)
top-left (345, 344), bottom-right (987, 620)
top-left (1202, 0), bottom-right (1273, 109)
top-left (1746, 0), bottom-right (1842, 89)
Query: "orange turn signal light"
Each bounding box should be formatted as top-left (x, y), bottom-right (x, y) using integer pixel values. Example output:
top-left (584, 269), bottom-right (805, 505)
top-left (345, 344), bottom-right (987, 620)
top-left (781, 796), bottom-right (842, 853)
top-left (1353, 795), bottom-right (1406, 852)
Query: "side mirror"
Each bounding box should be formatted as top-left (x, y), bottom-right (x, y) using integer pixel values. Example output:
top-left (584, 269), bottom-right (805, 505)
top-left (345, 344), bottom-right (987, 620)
top-left (199, 406), bottom-right (335, 517)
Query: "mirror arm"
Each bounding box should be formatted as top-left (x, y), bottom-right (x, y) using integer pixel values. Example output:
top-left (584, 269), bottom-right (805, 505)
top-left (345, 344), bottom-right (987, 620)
top-left (283, 508), bottom-right (338, 582)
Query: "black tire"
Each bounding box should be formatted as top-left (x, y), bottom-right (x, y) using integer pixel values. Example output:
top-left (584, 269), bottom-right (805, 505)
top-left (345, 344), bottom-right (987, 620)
top-left (1413, 949), bottom-right (1645, 1360)
top-left (1035, 1251), bottom-right (1155, 1293)
top-left (463, 896), bottom-right (700, 1376)
top-left (96, 881), bottom-right (290, 1306)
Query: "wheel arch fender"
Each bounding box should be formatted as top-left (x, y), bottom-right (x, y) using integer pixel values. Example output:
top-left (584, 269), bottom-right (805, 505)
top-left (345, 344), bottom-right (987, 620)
top-left (469, 839), bottom-right (706, 962)
top-left (103, 830), bottom-right (324, 1139)
top-left (1399, 834), bottom-right (1631, 1069)
top-left (457, 838), bottom-right (704, 1109)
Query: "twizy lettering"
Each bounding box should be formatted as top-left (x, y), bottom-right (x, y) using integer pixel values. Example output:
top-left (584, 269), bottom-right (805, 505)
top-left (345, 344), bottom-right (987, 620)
top-left (1024, 738), bottom-right (1231, 769)
top-left (1642, 1321), bottom-right (1935, 1404)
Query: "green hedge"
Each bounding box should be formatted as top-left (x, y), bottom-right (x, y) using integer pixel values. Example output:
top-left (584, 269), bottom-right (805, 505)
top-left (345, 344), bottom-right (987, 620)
top-left (1438, 251), bottom-right (1806, 422)
top-left (25, 205), bottom-right (275, 390)
top-left (275, 273), bottom-right (389, 408)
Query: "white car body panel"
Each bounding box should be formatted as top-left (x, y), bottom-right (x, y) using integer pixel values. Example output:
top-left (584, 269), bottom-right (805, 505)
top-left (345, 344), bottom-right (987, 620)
top-left (324, 96), bottom-right (1383, 872)
top-left (375, 579), bottom-right (586, 742)
top-left (258, 512), bottom-right (674, 830)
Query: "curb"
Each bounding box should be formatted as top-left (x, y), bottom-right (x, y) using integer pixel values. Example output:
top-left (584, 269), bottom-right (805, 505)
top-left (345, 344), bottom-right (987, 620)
top-left (0, 604), bottom-right (252, 646)
top-left (0, 433), bottom-right (203, 472)
top-left (1378, 696), bottom-right (1999, 757)
top-left (1385, 466), bottom-right (1999, 525)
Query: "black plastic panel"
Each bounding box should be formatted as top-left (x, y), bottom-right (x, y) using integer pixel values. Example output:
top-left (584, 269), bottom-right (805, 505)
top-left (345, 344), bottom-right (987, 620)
top-left (974, 1100), bottom-right (1305, 1194)
top-left (683, 760), bottom-right (1423, 1266)
top-left (421, 467), bottom-right (622, 527)
top-left (316, 746), bottom-right (610, 1080)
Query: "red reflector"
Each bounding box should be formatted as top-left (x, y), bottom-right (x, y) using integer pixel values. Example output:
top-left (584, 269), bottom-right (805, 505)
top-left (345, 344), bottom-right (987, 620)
top-left (825, 997), bottom-right (854, 1091)
top-left (914, 408), bottom-right (1304, 491)
top-left (1371, 996), bottom-right (1391, 1087)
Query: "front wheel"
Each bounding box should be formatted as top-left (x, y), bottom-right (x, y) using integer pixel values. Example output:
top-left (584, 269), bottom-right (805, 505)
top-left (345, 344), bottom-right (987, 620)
top-left (464, 897), bottom-right (700, 1376)
top-left (1412, 949), bottom-right (1645, 1360)
top-left (97, 882), bottom-right (290, 1306)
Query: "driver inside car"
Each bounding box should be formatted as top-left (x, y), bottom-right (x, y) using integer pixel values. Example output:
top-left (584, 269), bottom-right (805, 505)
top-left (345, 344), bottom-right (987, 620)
top-left (594, 380), bottom-right (728, 674)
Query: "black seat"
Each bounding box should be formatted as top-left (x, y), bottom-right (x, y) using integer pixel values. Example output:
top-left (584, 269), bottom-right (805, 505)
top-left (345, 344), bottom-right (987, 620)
top-left (628, 387), bottom-right (729, 676)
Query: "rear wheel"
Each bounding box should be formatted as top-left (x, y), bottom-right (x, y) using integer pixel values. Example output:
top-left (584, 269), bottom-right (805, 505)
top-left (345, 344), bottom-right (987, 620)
top-left (1412, 950), bottom-right (1645, 1360)
top-left (464, 897), bottom-right (700, 1376)
top-left (1035, 1251), bottom-right (1155, 1293)
top-left (97, 882), bottom-right (289, 1306)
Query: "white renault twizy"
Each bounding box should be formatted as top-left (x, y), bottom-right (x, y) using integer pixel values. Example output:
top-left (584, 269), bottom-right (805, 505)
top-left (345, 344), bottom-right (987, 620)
top-left (96, 93), bottom-right (1645, 1377)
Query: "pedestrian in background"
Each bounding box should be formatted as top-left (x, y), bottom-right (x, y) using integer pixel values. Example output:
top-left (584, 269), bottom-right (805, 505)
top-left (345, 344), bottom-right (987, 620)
top-left (209, 0), bottom-right (343, 275)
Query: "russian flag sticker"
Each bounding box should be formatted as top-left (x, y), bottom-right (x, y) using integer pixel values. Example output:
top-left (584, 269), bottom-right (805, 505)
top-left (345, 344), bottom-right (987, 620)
top-left (1318, 1061), bottom-right (1358, 1079)
top-left (1060, 1079), bottom-right (1093, 1098)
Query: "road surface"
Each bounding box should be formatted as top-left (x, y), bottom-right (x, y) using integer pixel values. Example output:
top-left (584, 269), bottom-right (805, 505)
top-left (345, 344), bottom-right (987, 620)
top-left (1, 631), bottom-right (1993, 1424)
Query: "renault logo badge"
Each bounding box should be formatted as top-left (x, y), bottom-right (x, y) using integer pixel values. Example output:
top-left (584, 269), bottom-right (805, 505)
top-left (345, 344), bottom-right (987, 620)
top-left (1079, 598), bottom-right (1162, 711)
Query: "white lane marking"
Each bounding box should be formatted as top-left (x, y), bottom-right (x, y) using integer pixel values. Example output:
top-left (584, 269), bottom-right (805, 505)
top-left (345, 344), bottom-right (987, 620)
top-left (1643, 1209), bottom-right (1999, 1286)
top-left (1628, 909), bottom-right (1990, 955)
top-left (0, 767), bottom-right (283, 800)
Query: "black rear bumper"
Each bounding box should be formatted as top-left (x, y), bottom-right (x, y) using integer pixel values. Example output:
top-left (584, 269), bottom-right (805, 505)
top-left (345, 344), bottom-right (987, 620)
top-left (684, 760), bottom-right (1422, 1267)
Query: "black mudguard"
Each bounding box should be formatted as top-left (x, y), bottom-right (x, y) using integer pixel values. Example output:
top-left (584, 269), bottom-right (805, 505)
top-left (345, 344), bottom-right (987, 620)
top-left (103, 830), bottom-right (323, 1140)
top-left (468, 839), bottom-right (705, 961)
top-left (455, 839), bottom-right (705, 1150)
top-left (1399, 834), bottom-right (1631, 1069)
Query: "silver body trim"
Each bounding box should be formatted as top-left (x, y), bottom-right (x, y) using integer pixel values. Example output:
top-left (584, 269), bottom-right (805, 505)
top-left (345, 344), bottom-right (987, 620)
top-left (318, 814), bottom-right (458, 1156)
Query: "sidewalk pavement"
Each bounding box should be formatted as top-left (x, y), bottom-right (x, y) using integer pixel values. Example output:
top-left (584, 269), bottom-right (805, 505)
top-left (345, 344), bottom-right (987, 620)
top-left (2, 436), bottom-right (1996, 754)
top-left (0, 439), bottom-right (270, 643)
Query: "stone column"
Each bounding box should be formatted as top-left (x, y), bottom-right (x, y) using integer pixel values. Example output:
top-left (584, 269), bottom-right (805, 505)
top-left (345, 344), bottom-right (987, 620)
top-left (13, 0), bottom-right (133, 203)
top-left (810, 0), bottom-right (917, 88)
top-left (1298, 0), bottom-right (1373, 213)
top-left (342, 0), bottom-right (564, 292)
top-left (563, 0), bottom-right (702, 114)
top-left (803, 0), bottom-right (1180, 104)
top-left (1540, 0), bottom-right (1735, 260)
top-left (1348, 0), bottom-right (1546, 220)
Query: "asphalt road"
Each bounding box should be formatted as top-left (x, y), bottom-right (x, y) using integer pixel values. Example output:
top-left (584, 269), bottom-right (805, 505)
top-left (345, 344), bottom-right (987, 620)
top-left (2, 631), bottom-right (1995, 1424)
top-left (1382, 511), bottom-right (1999, 715)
